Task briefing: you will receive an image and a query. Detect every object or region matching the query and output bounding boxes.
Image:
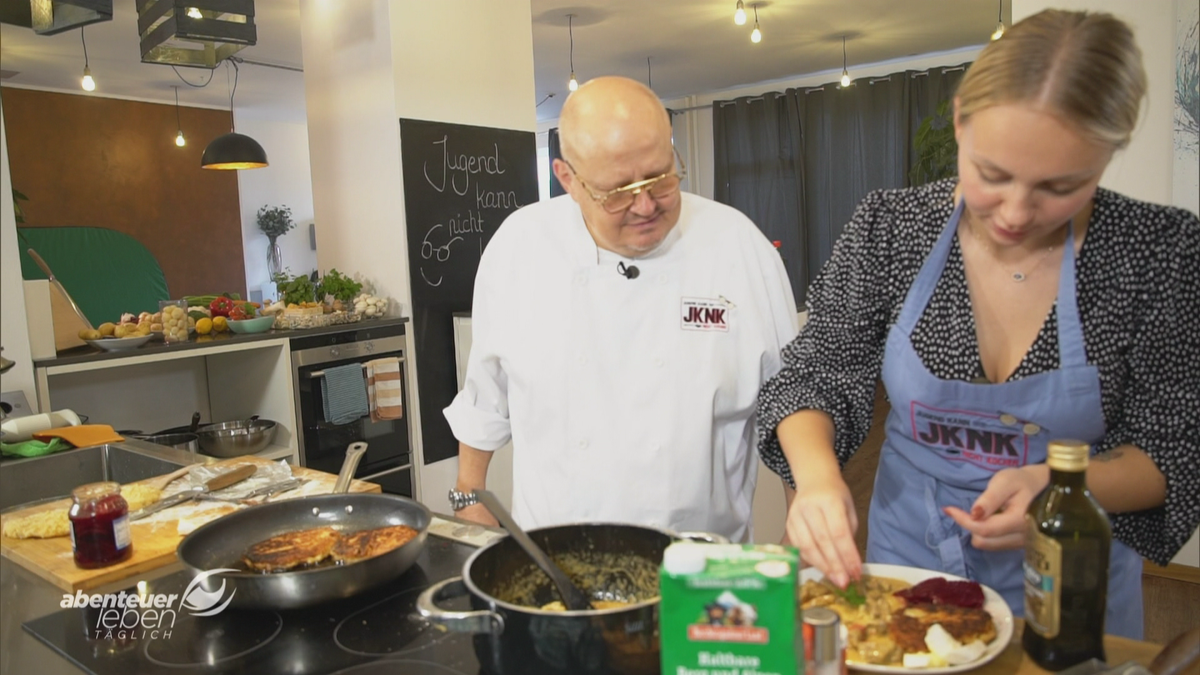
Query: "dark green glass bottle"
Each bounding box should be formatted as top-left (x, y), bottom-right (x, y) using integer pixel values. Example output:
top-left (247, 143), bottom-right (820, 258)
top-left (1022, 439), bottom-right (1111, 671)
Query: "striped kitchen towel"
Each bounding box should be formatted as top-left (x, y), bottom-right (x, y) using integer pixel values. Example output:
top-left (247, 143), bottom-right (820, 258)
top-left (366, 357), bottom-right (404, 421)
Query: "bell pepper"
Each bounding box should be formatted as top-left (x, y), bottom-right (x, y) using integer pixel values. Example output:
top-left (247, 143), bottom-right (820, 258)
top-left (209, 296), bottom-right (236, 317)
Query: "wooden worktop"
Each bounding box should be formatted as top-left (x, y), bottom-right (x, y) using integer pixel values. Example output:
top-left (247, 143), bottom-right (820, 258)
top-left (0, 456), bottom-right (379, 593)
top-left (961, 619), bottom-right (1161, 675)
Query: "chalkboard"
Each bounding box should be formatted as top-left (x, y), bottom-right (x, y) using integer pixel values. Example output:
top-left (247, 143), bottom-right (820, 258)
top-left (399, 118), bottom-right (539, 465)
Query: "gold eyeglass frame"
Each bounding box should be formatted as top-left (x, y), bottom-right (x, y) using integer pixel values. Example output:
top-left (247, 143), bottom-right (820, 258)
top-left (562, 147), bottom-right (687, 213)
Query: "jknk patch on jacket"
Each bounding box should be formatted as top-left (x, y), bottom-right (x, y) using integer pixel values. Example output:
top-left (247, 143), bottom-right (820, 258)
top-left (681, 298), bottom-right (730, 332)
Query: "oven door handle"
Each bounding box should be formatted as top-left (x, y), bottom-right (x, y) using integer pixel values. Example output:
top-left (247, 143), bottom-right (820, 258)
top-left (307, 358), bottom-right (404, 380)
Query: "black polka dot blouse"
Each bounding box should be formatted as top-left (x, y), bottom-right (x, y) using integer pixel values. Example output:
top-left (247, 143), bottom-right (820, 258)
top-left (757, 178), bottom-right (1200, 566)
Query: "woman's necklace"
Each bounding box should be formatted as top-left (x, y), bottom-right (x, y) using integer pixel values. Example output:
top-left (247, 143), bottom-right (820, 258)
top-left (964, 217), bottom-right (1067, 283)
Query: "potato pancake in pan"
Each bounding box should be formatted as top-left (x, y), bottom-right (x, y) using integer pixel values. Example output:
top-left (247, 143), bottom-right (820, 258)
top-left (332, 524), bottom-right (419, 563)
top-left (243, 526), bottom-right (342, 572)
top-left (242, 524), bottom-right (420, 572)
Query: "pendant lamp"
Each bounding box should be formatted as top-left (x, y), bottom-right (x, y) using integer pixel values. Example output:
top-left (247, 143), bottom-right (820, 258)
top-left (31, 0), bottom-right (112, 36)
top-left (137, 0), bottom-right (256, 68)
top-left (566, 14), bottom-right (578, 92)
top-left (991, 0), bottom-right (1006, 40)
top-left (202, 61), bottom-right (267, 170)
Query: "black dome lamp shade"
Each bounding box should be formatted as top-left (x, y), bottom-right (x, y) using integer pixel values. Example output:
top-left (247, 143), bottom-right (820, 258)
top-left (201, 131), bottom-right (267, 169)
top-left (202, 59), bottom-right (267, 170)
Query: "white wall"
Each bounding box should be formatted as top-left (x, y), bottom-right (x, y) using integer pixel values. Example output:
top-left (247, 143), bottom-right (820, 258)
top-left (236, 118), bottom-right (319, 300)
top-left (0, 105), bottom-right (37, 411)
top-left (299, 0), bottom-right (536, 508)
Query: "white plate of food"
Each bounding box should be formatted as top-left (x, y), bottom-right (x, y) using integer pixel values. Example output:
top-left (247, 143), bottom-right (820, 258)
top-left (84, 334), bottom-right (155, 351)
top-left (800, 563), bottom-right (1014, 674)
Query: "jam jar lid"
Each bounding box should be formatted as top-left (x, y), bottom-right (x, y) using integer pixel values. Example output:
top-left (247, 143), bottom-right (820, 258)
top-left (72, 481), bottom-right (121, 501)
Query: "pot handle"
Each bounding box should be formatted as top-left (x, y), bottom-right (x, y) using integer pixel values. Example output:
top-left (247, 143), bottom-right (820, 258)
top-left (416, 577), bottom-right (505, 636)
top-left (676, 531), bottom-right (730, 544)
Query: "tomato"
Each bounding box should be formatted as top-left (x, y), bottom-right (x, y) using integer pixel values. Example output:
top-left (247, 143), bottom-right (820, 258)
top-left (229, 305), bottom-right (249, 321)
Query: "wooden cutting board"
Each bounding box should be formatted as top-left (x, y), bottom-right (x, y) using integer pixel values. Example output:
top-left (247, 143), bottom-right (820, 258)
top-left (0, 456), bottom-right (380, 593)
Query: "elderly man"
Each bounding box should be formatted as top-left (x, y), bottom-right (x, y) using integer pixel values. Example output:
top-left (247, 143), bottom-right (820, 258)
top-left (443, 76), bottom-right (797, 541)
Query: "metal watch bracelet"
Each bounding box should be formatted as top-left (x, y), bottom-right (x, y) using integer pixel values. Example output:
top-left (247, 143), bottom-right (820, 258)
top-left (447, 488), bottom-right (479, 511)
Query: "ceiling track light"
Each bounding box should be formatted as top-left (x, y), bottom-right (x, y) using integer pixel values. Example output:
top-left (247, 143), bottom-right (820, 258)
top-left (173, 85), bottom-right (186, 147)
top-left (750, 5), bottom-right (761, 43)
top-left (840, 36), bottom-right (851, 87)
top-left (567, 14), bottom-right (579, 92)
top-left (991, 0), bottom-right (1006, 40)
top-left (734, 0), bottom-right (746, 26)
top-left (201, 60), bottom-right (268, 170)
top-left (79, 27), bottom-right (95, 91)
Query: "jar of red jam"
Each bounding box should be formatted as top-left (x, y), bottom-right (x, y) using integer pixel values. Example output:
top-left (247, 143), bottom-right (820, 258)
top-left (69, 482), bottom-right (132, 568)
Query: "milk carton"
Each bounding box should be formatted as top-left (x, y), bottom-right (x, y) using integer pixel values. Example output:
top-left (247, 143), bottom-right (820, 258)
top-left (660, 543), bottom-right (803, 675)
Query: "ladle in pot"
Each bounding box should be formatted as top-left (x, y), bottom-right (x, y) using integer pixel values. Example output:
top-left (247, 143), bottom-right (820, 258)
top-left (473, 489), bottom-right (593, 611)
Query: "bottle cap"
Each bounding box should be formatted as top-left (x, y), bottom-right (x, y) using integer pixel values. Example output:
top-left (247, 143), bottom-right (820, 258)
top-left (1046, 439), bottom-right (1089, 472)
top-left (803, 607), bottom-right (842, 661)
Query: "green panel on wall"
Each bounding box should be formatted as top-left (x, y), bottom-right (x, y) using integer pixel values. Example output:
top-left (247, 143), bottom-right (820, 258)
top-left (17, 226), bottom-right (170, 326)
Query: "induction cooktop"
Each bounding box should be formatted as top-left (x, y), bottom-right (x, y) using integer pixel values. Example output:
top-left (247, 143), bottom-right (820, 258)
top-left (24, 534), bottom-right (482, 675)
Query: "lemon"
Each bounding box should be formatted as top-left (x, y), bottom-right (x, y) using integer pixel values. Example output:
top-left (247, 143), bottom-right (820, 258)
top-left (213, 316), bottom-right (228, 333)
top-left (195, 317), bottom-right (213, 335)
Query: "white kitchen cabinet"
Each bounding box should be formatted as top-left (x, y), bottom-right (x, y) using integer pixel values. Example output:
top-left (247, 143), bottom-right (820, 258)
top-left (32, 337), bottom-right (298, 463)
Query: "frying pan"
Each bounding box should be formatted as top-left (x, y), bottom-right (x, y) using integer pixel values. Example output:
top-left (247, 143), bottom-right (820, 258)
top-left (176, 442), bottom-right (430, 610)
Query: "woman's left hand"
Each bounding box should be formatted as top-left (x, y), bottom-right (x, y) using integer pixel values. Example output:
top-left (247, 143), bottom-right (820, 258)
top-left (944, 464), bottom-right (1051, 550)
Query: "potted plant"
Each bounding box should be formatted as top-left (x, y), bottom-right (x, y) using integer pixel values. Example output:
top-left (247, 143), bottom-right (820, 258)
top-left (910, 100), bottom-right (958, 186)
top-left (257, 205), bottom-right (295, 277)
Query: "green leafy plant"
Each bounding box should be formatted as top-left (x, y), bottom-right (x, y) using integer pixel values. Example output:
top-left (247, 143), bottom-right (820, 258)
top-left (317, 268), bottom-right (363, 304)
top-left (12, 188), bottom-right (28, 224)
top-left (257, 204), bottom-right (295, 239)
top-left (272, 270), bottom-right (315, 306)
top-left (910, 99), bottom-right (958, 186)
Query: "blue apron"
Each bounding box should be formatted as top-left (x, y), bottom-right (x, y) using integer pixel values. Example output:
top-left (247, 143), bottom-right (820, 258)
top-left (867, 201), bottom-right (1144, 639)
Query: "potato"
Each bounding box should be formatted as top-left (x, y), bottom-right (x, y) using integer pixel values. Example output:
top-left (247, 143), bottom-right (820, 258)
top-left (98, 322), bottom-right (116, 337)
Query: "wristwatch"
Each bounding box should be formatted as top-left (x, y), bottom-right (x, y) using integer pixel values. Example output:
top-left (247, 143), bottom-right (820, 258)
top-left (448, 488), bottom-right (479, 511)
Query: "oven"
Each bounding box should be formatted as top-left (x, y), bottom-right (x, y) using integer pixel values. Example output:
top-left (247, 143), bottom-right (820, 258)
top-left (290, 322), bottom-right (412, 496)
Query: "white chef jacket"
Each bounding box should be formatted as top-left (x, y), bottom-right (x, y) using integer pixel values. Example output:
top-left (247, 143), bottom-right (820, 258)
top-left (444, 192), bottom-right (798, 542)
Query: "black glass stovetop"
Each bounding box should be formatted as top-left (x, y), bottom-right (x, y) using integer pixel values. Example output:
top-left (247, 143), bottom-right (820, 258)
top-left (24, 535), bottom-right (482, 675)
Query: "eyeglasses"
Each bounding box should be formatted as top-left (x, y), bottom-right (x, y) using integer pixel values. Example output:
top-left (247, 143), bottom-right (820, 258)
top-left (563, 148), bottom-right (687, 214)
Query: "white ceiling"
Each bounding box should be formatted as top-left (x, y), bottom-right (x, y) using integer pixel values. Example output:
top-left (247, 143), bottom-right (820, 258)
top-left (0, 0), bottom-right (1005, 123)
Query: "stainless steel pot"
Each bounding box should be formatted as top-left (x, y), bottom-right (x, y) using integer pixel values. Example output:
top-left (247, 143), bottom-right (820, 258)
top-left (417, 522), bottom-right (725, 675)
top-left (176, 443), bottom-right (430, 609)
top-left (195, 418), bottom-right (277, 457)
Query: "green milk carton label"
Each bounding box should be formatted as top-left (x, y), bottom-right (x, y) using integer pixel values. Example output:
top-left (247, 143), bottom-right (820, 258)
top-left (660, 543), bottom-right (803, 675)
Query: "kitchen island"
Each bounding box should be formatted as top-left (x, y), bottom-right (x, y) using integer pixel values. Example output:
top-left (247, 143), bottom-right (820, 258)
top-left (12, 553), bottom-right (1168, 674)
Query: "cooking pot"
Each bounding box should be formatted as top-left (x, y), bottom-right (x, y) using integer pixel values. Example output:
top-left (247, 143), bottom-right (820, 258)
top-left (417, 522), bottom-right (724, 675)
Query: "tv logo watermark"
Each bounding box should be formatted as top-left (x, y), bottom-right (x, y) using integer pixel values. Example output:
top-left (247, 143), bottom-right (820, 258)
top-left (60, 569), bottom-right (238, 640)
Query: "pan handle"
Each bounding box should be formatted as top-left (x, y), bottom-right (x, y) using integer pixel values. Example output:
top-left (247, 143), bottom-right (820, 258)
top-left (416, 577), bottom-right (505, 635)
top-left (333, 442), bottom-right (369, 494)
top-left (675, 531), bottom-right (730, 544)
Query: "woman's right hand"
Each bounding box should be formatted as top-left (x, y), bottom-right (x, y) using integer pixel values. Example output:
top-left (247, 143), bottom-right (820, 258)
top-left (786, 477), bottom-right (862, 589)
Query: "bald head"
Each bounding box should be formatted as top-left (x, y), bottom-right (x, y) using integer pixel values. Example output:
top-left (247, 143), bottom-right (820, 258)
top-left (558, 76), bottom-right (672, 166)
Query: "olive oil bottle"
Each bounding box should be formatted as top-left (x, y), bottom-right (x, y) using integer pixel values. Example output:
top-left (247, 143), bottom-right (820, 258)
top-left (1023, 440), bottom-right (1110, 671)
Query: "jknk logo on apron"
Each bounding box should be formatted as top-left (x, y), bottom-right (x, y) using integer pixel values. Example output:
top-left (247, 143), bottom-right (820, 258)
top-left (910, 401), bottom-right (1028, 470)
top-left (681, 298), bottom-right (729, 332)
